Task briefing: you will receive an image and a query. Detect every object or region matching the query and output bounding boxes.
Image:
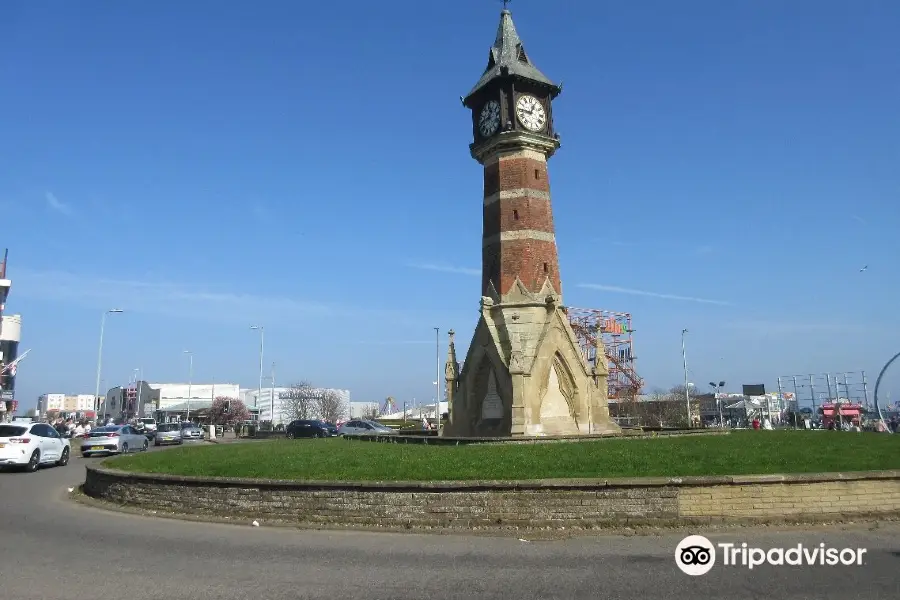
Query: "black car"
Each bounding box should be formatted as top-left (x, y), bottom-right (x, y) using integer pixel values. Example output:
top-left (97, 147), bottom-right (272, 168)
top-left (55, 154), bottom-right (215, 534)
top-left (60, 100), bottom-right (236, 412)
top-left (285, 420), bottom-right (338, 439)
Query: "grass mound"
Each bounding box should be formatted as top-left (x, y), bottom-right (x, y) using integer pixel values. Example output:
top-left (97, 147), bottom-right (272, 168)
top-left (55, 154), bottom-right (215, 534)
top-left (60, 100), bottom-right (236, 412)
top-left (107, 431), bottom-right (900, 482)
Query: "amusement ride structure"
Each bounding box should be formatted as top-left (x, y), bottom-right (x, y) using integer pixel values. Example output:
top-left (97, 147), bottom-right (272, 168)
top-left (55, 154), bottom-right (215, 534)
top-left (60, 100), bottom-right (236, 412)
top-left (566, 307), bottom-right (643, 400)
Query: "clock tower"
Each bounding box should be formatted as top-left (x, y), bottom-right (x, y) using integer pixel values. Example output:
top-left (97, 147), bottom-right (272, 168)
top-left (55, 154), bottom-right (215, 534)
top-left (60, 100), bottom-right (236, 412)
top-left (443, 7), bottom-right (619, 438)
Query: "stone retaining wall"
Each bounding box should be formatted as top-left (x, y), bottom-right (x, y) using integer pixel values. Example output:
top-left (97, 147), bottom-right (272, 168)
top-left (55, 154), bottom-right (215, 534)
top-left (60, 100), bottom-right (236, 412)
top-left (83, 467), bottom-right (900, 529)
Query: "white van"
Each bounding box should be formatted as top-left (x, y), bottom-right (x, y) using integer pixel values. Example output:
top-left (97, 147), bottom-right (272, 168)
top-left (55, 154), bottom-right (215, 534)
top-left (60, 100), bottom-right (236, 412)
top-left (138, 417), bottom-right (157, 432)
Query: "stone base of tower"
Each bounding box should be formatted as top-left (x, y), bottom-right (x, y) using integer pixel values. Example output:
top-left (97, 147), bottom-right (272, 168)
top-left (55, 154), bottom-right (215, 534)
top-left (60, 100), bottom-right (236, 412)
top-left (443, 279), bottom-right (620, 438)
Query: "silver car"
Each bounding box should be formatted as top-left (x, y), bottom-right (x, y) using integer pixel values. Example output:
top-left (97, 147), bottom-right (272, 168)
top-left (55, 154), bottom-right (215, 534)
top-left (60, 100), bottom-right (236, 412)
top-left (337, 419), bottom-right (397, 436)
top-left (80, 425), bottom-right (150, 456)
top-left (154, 423), bottom-right (184, 446)
top-left (180, 422), bottom-right (204, 441)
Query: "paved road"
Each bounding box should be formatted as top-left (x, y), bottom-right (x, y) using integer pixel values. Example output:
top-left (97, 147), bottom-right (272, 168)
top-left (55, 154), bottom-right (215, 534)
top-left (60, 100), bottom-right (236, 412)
top-left (0, 447), bottom-right (897, 600)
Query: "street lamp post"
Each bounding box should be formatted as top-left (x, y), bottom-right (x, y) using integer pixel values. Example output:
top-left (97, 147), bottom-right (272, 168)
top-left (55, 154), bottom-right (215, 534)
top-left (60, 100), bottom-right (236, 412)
top-left (710, 380), bottom-right (726, 427)
top-left (184, 350), bottom-right (193, 421)
top-left (134, 367), bottom-right (143, 420)
top-left (93, 309), bottom-right (124, 422)
top-left (681, 329), bottom-right (691, 427)
top-left (270, 362), bottom-right (276, 426)
top-left (434, 327), bottom-right (440, 435)
top-left (250, 326), bottom-right (264, 411)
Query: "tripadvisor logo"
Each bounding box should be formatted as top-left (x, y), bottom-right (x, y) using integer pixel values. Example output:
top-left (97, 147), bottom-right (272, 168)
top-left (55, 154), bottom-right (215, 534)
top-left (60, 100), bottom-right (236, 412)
top-left (675, 535), bottom-right (867, 576)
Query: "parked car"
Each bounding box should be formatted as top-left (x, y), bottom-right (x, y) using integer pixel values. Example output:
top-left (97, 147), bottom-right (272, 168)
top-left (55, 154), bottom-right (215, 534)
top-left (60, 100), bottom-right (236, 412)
top-left (180, 422), bottom-right (204, 441)
top-left (80, 425), bottom-right (150, 456)
top-left (337, 420), bottom-right (397, 436)
top-left (285, 420), bottom-right (338, 439)
top-left (0, 422), bottom-right (71, 472)
top-left (154, 422), bottom-right (184, 446)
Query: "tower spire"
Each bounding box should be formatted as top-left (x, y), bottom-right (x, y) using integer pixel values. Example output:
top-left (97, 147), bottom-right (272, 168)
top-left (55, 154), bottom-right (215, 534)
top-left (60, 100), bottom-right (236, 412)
top-left (463, 5), bottom-right (559, 105)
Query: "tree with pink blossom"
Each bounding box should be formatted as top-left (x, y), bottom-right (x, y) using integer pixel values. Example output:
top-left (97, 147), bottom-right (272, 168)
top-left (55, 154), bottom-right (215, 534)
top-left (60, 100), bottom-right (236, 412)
top-left (208, 396), bottom-right (250, 427)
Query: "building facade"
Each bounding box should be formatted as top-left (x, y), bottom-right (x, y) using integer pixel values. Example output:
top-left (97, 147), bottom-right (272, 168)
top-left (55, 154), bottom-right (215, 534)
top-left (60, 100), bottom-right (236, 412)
top-left (242, 387), bottom-right (351, 426)
top-left (102, 381), bottom-right (162, 421)
top-left (37, 393), bottom-right (99, 418)
top-left (0, 314), bottom-right (21, 419)
top-left (149, 383), bottom-right (240, 411)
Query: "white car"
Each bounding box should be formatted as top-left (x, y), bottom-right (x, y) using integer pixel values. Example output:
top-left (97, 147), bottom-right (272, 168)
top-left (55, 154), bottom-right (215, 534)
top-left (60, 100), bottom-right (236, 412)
top-left (0, 422), bottom-right (71, 472)
top-left (81, 425), bottom-right (150, 456)
top-left (138, 417), bottom-right (157, 432)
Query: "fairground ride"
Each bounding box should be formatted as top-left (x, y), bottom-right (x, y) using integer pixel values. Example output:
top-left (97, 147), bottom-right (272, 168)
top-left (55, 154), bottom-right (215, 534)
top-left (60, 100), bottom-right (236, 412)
top-left (566, 307), bottom-right (643, 400)
top-left (381, 396), bottom-right (398, 415)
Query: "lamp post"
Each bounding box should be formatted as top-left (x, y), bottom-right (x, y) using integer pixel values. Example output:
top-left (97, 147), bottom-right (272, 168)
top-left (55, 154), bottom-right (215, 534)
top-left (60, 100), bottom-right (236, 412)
top-left (681, 329), bottom-right (691, 427)
top-left (134, 367), bottom-right (144, 420)
top-left (184, 350), bottom-right (193, 421)
top-left (709, 380), bottom-right (726, 427)
top-left (93, 309), bottom-right (124, 422)
top-left (250, 325), bottom-right (264, 411)
top-left (270, 362), bottom-right (276, 427)
top-left (434, 327), bottom-right (440, 435)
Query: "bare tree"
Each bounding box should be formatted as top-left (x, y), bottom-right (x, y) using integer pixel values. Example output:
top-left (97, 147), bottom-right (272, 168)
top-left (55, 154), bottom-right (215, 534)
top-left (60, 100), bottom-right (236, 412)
top-left (281, 381), bottom-right (318, 422)
top-left (316, 389), bottom-right (347, 424)
top-left (362, 404), bottom-right (380, 420)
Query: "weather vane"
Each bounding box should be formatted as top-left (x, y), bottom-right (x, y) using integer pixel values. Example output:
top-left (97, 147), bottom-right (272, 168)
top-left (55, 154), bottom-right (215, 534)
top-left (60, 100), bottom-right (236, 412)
top-left (502, 0), bottom-right (511, 9)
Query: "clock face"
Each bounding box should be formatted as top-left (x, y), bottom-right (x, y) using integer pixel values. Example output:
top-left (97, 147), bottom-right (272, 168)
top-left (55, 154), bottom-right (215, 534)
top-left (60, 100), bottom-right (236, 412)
top-left (479, 100), bottom-right (501, 137)
top-left (515, 95), bottom-right (547, 132)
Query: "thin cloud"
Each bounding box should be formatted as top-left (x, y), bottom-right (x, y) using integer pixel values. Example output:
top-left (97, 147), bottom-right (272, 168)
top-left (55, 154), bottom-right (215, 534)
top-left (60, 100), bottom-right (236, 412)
top-left (45, 192), bottom-right (73, 215)
top-left (12, 268), bottom-right (401, 324)
top-left (851, 215), bottom-right (866, 225)
top-left (578, 283), bottom-right (732, 306)
top-left (408, 262), bottom-right (479, 276)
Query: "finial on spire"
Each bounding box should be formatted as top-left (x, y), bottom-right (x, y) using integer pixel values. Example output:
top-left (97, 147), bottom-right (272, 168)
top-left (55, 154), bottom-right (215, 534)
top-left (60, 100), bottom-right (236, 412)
top-left (502, 0), bottom-right (511, 11)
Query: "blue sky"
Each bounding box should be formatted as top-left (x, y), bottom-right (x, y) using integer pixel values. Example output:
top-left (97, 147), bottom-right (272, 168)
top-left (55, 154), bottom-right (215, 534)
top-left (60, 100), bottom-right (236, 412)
top-left (2, 0), bottom-right (898, 410)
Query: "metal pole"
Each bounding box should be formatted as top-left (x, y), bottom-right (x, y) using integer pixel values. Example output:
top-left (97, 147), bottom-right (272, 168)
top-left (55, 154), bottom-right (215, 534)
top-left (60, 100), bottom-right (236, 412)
top-left (258, 328), bottom-right (264, 411)
top-left (681, 329), bottom-right (690, 427)
top-left (717, 384), bottom-right (724, 427)
top-left (94, 313), bottom-right (107, 420)
top-left (777, 377), bottom-right (785, 427)
top-left (136, 368), bottom-right (143, 419)
top-left (791, 376), bottom-right (801, 428)
top-left (842, 373), bottom-right (852, 406)
top-left (434, 327), bottom-right (440, 435)
top-left (808, 374), bottom-right (817, 416)
top-left (185, 351), bottom-right (193, 422)
top-left (94, 309), bottom-right (123, 422)
top-left (825, 374), bottom-right (836, 429)
top-left (862, 370), bottom-right (871, 413)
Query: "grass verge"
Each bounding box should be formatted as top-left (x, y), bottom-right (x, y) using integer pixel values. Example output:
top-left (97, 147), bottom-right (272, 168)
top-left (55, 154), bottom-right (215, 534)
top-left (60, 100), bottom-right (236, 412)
top-left (105, 431), bottom-right (900, 482)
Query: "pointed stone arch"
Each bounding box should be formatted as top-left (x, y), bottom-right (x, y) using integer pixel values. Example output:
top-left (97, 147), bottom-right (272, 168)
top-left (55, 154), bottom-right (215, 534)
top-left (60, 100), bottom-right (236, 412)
top-left (535, 352), bottom-right (580, 435)
top-left (456, 317), bottom-right (513, 436)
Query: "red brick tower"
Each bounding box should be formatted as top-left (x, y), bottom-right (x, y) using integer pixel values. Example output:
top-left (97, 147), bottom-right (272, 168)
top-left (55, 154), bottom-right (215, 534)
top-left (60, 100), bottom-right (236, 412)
top-left (463, 7), bottom-right (563, 300)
